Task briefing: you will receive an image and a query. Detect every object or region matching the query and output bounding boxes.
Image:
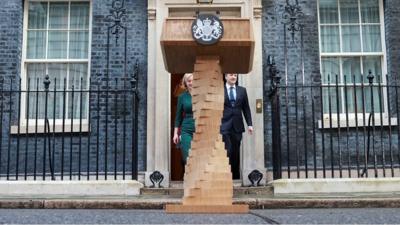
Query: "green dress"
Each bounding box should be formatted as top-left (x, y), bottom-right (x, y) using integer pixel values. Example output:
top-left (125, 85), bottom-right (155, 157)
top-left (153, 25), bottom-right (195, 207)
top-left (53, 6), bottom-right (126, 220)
top-left (174, 91), bottom-right (195, 163)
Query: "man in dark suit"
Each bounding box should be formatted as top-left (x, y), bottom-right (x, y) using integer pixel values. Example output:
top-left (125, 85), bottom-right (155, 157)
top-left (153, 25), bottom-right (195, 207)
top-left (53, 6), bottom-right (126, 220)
top-left (220, 73), bottom-right (253, 180)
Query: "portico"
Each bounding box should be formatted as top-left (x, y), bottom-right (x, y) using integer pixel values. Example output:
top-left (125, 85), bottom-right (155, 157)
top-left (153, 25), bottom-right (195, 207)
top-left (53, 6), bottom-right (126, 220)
top-left (145, 0), bottom-right (265, 187)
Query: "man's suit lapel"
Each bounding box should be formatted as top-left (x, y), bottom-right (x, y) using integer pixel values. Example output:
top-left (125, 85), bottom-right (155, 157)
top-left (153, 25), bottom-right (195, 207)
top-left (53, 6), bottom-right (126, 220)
top-left (235, 86), bottom-right (242, 105)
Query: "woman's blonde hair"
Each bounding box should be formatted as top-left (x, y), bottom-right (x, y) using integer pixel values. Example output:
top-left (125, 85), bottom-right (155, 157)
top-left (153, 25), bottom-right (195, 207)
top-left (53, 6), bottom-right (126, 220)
top-left (181, 73), bottom-right (193, 90)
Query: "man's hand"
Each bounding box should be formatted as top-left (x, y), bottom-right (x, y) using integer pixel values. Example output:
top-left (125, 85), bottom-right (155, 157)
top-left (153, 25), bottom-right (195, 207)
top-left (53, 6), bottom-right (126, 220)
top-left (248, 126), bottom-right (253, 135)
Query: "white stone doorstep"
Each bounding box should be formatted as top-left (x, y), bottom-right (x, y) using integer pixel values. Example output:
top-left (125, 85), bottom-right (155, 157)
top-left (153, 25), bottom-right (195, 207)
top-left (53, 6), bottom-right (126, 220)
top-left (272, 178), bottom-right (400, 195)
top-left (0, 180), bottom-right (143, 197)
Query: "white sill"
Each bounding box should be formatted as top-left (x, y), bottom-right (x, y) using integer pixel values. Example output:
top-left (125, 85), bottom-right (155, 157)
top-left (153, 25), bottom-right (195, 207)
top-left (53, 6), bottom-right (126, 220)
top-left (318, 117), bottom-right (398, 129)
top-left (10, 124), bottom-right (89, 134)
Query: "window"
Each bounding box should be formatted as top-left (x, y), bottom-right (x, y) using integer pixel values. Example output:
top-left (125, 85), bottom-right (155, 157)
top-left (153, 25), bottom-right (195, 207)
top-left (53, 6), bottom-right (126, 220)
top-left (318, 0), bottom-right (386, 116)
top-left (22, 0), bottom-right (91, 123)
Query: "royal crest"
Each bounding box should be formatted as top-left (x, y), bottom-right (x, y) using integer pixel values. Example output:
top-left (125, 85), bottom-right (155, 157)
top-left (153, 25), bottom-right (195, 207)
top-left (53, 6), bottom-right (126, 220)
top-left (191, 14), bottom-right (224, 45)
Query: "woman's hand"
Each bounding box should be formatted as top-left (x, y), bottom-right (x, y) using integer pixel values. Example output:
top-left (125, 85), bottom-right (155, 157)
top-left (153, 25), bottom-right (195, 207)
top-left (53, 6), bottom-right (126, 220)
top-left (173, 133), bottom-right (179, 144)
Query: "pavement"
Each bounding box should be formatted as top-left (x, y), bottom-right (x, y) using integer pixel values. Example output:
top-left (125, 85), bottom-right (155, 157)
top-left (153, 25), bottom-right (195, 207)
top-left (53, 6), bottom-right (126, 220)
top-left (1, 185), bottom-right (400, 210)
top-left (2, 208), bottom-right (400, 224)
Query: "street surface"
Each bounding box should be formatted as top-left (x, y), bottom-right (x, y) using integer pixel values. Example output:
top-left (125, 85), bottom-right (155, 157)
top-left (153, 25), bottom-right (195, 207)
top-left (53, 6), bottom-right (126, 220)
top-left (0, 208), bottom-right (399, 224)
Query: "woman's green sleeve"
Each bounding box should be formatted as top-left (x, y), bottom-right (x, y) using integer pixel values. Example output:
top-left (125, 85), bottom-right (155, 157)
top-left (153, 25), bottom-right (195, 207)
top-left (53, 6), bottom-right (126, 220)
top-left (174, 95), bottom-right (183, 128)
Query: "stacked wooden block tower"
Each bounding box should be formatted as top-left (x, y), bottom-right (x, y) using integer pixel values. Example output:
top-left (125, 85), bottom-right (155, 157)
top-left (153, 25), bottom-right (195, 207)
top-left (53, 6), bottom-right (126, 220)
top-left (161, 18), bottom-right (254, 214)
top-left (166, 56), bottom-right (248, 213)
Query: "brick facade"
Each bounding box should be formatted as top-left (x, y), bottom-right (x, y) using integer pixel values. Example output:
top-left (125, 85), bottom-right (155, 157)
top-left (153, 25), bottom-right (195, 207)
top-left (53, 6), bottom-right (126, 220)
top-left (262, 0), bottom-right (400, 174)
top-left (0, 0), bottom-right (147, 178)
top-left (0, 0), bottom-right (399, 179)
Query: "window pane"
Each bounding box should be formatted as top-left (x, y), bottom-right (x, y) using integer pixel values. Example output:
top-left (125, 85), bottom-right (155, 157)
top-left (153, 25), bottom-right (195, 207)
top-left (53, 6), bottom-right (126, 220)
top-left (27, 31), bottom-right (46, 59)
top-left (346, 87), bottom-right (366, 113)
top-left (361, 0), bottom-right (380, 23)
top-left (320, 26), bottom-right (340, 52)
top-left (342, 25), bottom-right (361, 52)
top-left (342, 62), bottom-right (361, 114)
top-left (69, 64), bottom-right (88, 89)
top-left (69, 31), bottom-right (89, 59)
top-left (347, 87), bottom-right (382, 114)
top-left (364, 87), bottom-right (383, 113)
top-left (70, 2), bottom-right (90, 29)
top-left (319, 0), bottom-right (338, 24)
top-left (342, 57), bottom-right (361, 82)
top-left (340, 0), bottom-right (359, 23)
top-left (48, 63), bottom-right (68, 83)
top-left (323, 86), bottom-right (342, 114)
top-left (49, 2), bottom-right (68, 29)
top-left (48, 63), bottom-right (68, 119)
top-left (68, 64), bottom-right (88, 119)
top-left (26, 63), bottom-right (46, 88)
top-left (362, 25), bottom-right (382, 52)
top-left (321, 57), bottom-right (340, 84)
top-left (27, 63), bottom-right (46, 119)
top-left (363, 56), bottom-right (382, 83)
top-left (28, 2), bottom-right (47, 29)
top-left (344, 85), bottom-right (355, 113)
top-left (48, 31), bottom-right (68, 58)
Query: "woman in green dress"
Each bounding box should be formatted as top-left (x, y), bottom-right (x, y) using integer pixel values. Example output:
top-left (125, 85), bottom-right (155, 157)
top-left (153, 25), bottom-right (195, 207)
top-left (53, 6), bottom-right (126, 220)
top-left (173, 73), bottom-right (195, 164)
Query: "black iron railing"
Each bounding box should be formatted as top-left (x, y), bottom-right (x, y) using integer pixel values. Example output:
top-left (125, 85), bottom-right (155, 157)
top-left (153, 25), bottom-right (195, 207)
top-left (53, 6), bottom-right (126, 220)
top-left (268, 61), bottom-right (400, 179)
top-left (267, 0), bottom-right (400, 180)
top-left (0, 75), bottom-right (139, 181)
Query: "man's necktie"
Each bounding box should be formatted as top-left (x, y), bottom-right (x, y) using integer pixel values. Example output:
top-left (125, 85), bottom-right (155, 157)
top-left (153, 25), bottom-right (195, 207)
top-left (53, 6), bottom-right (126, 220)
top-left (229, 86), bottom-right (235, 107)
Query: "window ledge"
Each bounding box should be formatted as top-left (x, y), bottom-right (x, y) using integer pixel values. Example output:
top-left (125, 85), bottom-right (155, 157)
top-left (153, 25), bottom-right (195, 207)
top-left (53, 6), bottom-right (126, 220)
top-left (318, 117), bottom-right (398, 129)
top-left (10, 124), bottom-right (89, 134)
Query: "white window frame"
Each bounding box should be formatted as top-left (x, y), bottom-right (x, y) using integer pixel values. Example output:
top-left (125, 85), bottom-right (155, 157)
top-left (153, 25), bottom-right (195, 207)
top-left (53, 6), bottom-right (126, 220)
top-left (18, 0), bottom-right (92, 132)
top-left (317, 0), bottom-right (396, 128)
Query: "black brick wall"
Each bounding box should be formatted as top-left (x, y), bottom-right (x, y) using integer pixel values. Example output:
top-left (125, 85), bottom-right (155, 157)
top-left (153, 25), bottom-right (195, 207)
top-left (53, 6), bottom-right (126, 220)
top-left (0, 0), bottom-right (148, 179)
top-left (263, 0), bottom-right (400, 174)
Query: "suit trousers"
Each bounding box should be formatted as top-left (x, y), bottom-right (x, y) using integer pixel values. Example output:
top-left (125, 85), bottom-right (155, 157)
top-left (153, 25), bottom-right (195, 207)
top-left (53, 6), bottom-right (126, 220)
top-left (222, 132), bottom-right (242, 179)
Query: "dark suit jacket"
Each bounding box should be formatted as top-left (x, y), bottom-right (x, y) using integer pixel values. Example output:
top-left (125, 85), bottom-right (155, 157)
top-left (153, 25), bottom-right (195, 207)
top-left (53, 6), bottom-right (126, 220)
top-left (220, 85), bottom-right (252, 134)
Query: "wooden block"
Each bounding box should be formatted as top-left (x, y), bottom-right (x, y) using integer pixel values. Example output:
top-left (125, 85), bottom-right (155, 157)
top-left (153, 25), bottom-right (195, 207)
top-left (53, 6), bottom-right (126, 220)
top-left (193, 121), bottom-right (222, 130)
top-left (193, 101), bottom-right (224, 111)
top-left (191, 139), bottom-right (224, 149)
top-left (192, 78), bottom-right (220, 88)
top-left (166, 204), bottom-right (249, 214)
top-left (193, 109), bottom-right (223, 118)
top-left (187, 188), bottom-right (233, 198)
top-left (206, 156), bottom-right (230, 166)
top-left (192, 94), bottom-right (225, 104)
top-left (192, 134), bottom-right (220, 142)
top-left (192, 71), bottom-right (222, 81)
top-left (204, 163), bottom-right (230, 172)
top-left (193, 71), bottom-right (219, 77)
top-left (182, 197), bottom-right (232, 206)
top-left (194, 125), bottom-right (219, 134)
top-left (193, 61), bottom-right (221, 69)
top-left (194, 181), bottom-right (233, 189)
top-left (199, 172), bottom-right (232, 180)
top-left (193, 59), bottom-right (220, 66)
top-left (194, 55), bottom-right (220, 63)
top-left (195, 179), bottom-right (233, 188)
top-left (192, 87), bottom-right (223, 95)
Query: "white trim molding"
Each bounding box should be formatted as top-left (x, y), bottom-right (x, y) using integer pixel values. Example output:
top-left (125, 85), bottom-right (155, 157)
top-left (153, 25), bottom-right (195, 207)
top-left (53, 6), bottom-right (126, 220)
top-left (148, 8), bottom-right (156, 20)
top-left (253, 0), bottom-right (262, 19)
top-left (146, 0), bottom-right (265, 187)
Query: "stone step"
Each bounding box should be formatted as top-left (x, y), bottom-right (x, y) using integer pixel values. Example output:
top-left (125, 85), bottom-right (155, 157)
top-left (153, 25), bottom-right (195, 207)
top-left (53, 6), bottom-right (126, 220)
top-left (141, 183), bottom-right (273, 197)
